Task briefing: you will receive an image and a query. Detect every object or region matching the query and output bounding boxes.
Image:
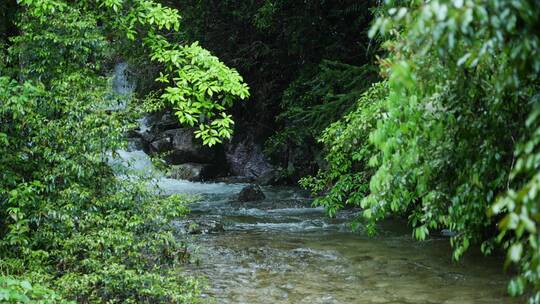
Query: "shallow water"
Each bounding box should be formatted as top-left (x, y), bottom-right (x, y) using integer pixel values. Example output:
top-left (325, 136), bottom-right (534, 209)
top-left (183, 186), bottom-right (516, 304)
top-left (115, 149), bottom-right (516, 303)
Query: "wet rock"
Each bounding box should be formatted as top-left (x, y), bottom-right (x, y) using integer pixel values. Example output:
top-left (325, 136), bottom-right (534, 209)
top-left (145, 127), bottom-right (220, 164)
top-left (441, 229), bottom-right (457, 237)
top-left (352, 255), bottom-right (374, 263)
top-left (225, 138), bottom-right (276, 185)
top-left (165, 128), bottom-right (217, 164)
top-left (127, 137), bottom-right (144, 152)
top-left (126, 129), bottom-right (140, 138)
top-left (237, 184), bottom-right (266, 202)
top-left (139, 130), bottom-right (156, 147)
top-left (137, 111), bottom-right (226, 167)
top-left (154, 112), bottom-right (180, 131)
top-left (437, 271), bottom-right (465, 281)
top-left (167, 163), bottom-right (218, 181)
top-left (149, 136), bottom-right (172, 153)
top-left (174, 219), bottom-right (224, 234)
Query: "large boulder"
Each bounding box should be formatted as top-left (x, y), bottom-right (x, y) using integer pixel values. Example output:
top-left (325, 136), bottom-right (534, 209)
top-left (237, 184), bottom-right (266, 202)
top-left (225, 138), bottom-right (275, 184)
top-left (146, 128), bottom-right (218, 164)
top-left (139, 131), bottom-right (156, 148)
top-left (166, 163), bottom-right (219, 181)
top-left (135, 112), bottom-right (227, 167)
top-left (149, 136), bottom-right (172, 153)
top-left (165, 128), bottom-right (217, 164)
top-left (154, 112), bottom-right (180, 132)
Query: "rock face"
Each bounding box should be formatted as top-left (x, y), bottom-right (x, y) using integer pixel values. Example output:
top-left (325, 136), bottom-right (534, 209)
top-left (127, 137), bottom-right (144, 152)
top-left (148, 128), bottom-right (216, 162)
top-left (136, 111), bottom-right (224, 166)
top-left (167, 163), bottom-right (218, 181)
top-left (154, 112), bottom-right (179, 132)
top-left (165, 128), bottom-right (216, 164)
top-left (441, 229), bottom-right (457, 237)
top-left (129, 111), bottom-right (279, 182)
top-left (225, 137), bottom-right (275, 184)
top-left (237, 184), bottom-right (266, 202)
top-left (149, 136), bottom-right (172, 153)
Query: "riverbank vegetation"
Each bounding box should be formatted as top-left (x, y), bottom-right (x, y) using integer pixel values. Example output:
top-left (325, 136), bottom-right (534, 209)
top-left (309, 2), bottom-right (540, 301)
top-left (0, 0), bottom-right (249, 302)
top-left (1, 0), bottom-right (539, 302)
top-left (308, 1), bottom-right (538, 301)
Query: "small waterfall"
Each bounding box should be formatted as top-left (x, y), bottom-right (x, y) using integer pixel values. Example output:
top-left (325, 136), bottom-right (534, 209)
top-left (111, 146), bottom-right (247, 196)
top-left (104, 62), bottom-right (135, 111)
top-left (112, 62), bottom-right (135, 95)
top-left (107, 61), bottom-right (154, 175)
top-left (110, 149), bottom-right (157, 173)
top-left (137, 116), bottom-right (151, 133)
top-left (106, 63), bottom-right (249, 196)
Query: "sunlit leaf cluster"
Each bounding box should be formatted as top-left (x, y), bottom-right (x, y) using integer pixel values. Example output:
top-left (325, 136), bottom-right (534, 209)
top-left (147, 37), bottom-right (249, 146)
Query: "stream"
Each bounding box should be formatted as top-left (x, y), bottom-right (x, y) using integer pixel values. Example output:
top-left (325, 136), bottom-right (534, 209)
top-left (114, 148), bottom-right (517, 304)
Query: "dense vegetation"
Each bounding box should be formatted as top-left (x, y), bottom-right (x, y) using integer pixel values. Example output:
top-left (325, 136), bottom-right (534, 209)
top-left (303, 0), bottom-right (540, 302)
top-left (2, 0), bottom-right (540, 302)
top-left (0, 0), bottom-right (247, 302)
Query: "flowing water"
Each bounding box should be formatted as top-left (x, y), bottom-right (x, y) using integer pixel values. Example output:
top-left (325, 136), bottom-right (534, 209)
top-left (186, 188), bottom-right (515, 304)
top-left (115, 148), bottom-right (517, 304)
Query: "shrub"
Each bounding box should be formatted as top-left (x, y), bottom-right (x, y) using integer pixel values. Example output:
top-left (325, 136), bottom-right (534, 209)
top-left (300, 81), bottom-right (387, 222)
top-left (0, 276), bottom-right (73, 304)
top-left (309, 0), bottom-right (540, 300)
top-left (0, 73), bottom-right (201, 302)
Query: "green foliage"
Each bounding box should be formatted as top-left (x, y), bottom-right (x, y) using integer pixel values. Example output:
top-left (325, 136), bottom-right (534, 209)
top-left (104, 0), bottom-right (250, 145)
top-left (0, 73), bottom-right (200, 302)
top-left (0, 0), bottom-right (256, 302)
top-left (6, 0), bottom-right (540, 301)
top-left (492, 100), bottom-right (540, 301)
top-left (175, 0), bottom-right (377, 165)
top-left (0, 276), bottom-right (73, 303)
top-left (46, 186), bottom-right (200, 303)
top-left (266, 61), bottom-right (378, 180)
top-left (249, 0), bottom-right (377, 63)
top-left (146, 37), bottom-right (249, 146)
top-left (9, 2), bottom-right (107, 82)
top-left (15, 0), bottom-right (249, 146)
top-left (309, 0), bottom-right (540, 301)
top-left (300, 82), bottom-right (387, 219)
top-left (367, 0), bottom-right (538, 258)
